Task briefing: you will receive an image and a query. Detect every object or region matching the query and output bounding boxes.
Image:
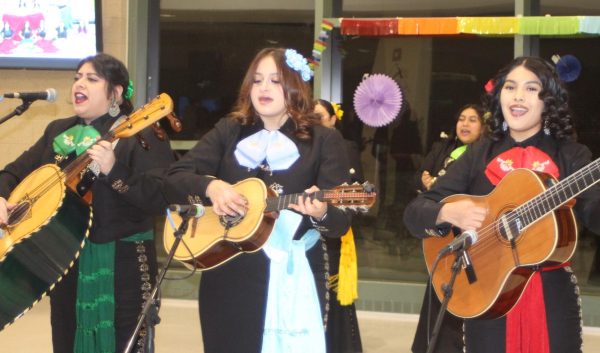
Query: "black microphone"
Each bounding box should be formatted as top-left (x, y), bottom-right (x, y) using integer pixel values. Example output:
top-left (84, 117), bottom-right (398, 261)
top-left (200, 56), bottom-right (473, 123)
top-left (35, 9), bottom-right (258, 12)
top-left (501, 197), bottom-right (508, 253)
top-left (3, 88), bottom-right (57, 102)
top-left (169, 204), bottom-right (205, 218)
top-left (438, 230), bottom-right (478, 256)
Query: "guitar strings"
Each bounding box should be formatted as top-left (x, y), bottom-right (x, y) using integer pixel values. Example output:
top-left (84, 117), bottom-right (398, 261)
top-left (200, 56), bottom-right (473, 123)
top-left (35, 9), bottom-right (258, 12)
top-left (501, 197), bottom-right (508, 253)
top-left (457, 161), bottom-right (600, 259)
top-left (468, 167), bottom-right (587, 256)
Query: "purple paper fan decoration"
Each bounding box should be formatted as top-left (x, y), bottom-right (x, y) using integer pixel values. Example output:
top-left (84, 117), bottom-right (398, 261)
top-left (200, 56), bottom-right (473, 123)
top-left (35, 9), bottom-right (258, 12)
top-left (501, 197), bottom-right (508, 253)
top-left (353, 74), bottom-right (403, 127)
top-left (555, 55), bottom-right (581, 83)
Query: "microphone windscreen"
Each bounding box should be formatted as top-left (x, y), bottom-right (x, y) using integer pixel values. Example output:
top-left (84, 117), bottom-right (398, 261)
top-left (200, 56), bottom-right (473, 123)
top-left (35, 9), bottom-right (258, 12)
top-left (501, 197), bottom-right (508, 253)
top-left (46, 88), bottom-right (57, 102)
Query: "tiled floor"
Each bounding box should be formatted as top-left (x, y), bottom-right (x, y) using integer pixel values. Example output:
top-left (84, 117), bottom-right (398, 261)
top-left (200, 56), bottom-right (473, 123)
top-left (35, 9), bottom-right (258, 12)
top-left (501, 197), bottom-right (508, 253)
top-left (1, 297), bottom-right (600, 353)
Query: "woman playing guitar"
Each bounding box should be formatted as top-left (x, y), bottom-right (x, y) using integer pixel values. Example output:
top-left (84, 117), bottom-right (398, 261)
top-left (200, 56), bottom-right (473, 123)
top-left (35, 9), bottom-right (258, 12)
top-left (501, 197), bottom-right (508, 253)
top-left (404, 56), bottom-right (600, 353)
top-left (0, 54), bottom-right (175, 352)
top-left (164, 48), bottom-right (352, 353)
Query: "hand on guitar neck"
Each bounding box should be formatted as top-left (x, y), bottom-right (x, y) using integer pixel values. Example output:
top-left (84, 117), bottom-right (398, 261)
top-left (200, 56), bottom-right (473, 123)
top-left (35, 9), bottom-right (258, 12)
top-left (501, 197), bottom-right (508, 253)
top-left (206, 179), bottom-right (327, 220)
top-left (86, 140), bottom-right (116, 175)
top-left (437, 198), bottom-right (487, 232)
top-left (286, 185), bottom-right (328, 221)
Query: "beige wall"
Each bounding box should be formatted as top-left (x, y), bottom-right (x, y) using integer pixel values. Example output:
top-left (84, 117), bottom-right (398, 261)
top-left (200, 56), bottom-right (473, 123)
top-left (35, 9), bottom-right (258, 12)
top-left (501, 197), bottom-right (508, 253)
top-left (0, 0), bottom-right (128, 169)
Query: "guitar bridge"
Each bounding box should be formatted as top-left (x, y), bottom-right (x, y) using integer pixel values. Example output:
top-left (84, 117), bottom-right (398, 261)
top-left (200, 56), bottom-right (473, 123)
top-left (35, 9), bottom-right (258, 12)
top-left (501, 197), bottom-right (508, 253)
top-left (219, 213), bottom-right (244, 229)
top-left (7, 199), bottom-right (33, 228)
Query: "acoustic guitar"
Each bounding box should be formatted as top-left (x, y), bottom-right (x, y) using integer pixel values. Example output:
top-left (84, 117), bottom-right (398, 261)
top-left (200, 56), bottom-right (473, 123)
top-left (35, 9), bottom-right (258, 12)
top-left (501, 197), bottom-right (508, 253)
top-left (163, 178), bottom-right (376, 270)
top-left (0, 93), bottom-right (175, 331)
top-left (423, 157), bottom-right (600, 319)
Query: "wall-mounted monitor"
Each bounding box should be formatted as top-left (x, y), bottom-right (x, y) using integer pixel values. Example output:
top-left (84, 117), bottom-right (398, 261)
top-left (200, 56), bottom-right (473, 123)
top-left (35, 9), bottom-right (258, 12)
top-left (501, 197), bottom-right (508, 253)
top-left (0, 0), bottom-right (102, 70)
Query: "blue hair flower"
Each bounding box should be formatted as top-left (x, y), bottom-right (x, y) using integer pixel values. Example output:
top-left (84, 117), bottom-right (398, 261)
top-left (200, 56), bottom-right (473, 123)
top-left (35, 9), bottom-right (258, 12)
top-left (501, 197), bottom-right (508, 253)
top-left (285, 49), bottom-right (313, 82)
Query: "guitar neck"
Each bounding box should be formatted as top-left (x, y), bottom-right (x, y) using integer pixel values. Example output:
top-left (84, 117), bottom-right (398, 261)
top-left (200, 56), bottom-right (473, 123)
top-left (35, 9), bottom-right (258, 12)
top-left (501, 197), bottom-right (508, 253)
top-left (62, 132), bottom-right (118, 180)
top-left (515, 157), bottom-right (600, 229)
top-left (265, 191), bottom-right (327, 213)
top-left (264, 187), bottom-right (375, 213)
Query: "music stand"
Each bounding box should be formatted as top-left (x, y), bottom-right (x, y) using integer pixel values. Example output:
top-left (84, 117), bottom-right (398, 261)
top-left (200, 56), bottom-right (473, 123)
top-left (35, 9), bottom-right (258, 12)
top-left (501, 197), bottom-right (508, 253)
top-left (122, 213), bottom-right (194, 353)
top-left (425, 250), bottom-right (464, 353)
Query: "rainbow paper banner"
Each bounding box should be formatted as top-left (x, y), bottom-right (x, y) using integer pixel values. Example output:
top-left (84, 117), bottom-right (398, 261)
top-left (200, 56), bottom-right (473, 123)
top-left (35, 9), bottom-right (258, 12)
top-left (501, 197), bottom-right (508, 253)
top-left (578, 16), bottom-right (600, 34)
top-left (397, 17), bottom-right (458, 35)
top-left (337, 16), bottom-right (600, 36)
top-left (519, 16), bottom-right (579, 35)
top-left (458, 17), bottom-right (518, 35)
top-left (310, 19), bottom-right (336, 70)
top-left (340, 18), bottom-right (399, 36)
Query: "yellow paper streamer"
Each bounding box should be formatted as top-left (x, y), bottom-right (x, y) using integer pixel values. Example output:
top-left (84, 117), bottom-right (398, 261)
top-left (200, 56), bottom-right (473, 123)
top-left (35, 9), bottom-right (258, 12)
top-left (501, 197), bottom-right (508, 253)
top-left (329, 227), bottom-right (358, 306)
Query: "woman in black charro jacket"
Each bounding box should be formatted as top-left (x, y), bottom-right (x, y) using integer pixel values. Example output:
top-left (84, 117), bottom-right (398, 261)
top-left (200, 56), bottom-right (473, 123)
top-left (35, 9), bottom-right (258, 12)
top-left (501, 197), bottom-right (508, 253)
top-left (0, 53), bottom-right (174, 353)
top-left (411, 103), bottom-right (485, 353)
top-left (165, 48), bottom-right (351, 353)
top-left (404, 56), bottom-right (600, 353)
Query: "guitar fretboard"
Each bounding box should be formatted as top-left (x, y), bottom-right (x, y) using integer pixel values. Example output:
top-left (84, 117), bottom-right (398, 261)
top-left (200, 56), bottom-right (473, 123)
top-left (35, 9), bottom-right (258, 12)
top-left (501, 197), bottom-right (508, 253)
top-left (507, 157), bottom-right (600, 234)
top-left (265, 191), bottom-right (326, 213)
top-left (264, 189), bottom-right (374, 213)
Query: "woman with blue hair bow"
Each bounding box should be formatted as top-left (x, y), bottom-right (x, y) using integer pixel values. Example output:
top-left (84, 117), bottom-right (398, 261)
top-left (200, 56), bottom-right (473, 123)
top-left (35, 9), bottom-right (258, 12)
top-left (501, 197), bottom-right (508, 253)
top-left (165, 47), bottom-right (352, 353)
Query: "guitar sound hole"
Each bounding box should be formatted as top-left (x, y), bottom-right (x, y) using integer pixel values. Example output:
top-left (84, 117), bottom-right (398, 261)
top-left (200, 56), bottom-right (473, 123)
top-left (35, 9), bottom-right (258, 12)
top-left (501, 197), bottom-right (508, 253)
top-left (7, 201), bottom-right (32, 227)
top-left (496, 212), bottom-right (521, 243)
top-left (219, 213), bottom-right (244, 228)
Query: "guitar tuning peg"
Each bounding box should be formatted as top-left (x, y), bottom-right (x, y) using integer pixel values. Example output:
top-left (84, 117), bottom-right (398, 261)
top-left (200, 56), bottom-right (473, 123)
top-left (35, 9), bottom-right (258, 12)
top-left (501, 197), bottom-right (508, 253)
top-left (151, 122), bottom-right (167, 141)
top-left (136, 133), bottom-right (150, 150)
top-left (165, 112), bottom-right (183, 132)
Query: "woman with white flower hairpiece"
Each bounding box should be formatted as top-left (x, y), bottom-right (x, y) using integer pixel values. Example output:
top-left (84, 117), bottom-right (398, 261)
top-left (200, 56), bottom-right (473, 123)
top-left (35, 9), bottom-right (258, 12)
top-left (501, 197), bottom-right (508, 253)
top-left (165, 48), bottom-right (352, 353)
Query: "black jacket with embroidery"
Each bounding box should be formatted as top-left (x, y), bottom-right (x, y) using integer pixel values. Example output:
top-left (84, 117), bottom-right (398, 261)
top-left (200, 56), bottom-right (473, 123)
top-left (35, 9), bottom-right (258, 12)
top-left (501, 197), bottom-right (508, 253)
top-left (404, 130), bottom-right (600, 238)
top-left (0, 113), bottom-right (174, 243)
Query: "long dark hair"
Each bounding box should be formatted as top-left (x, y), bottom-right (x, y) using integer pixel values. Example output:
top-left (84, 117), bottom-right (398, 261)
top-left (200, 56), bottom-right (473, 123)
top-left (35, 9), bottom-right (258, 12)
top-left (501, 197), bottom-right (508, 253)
top-left (484, 56), bottom-right (574, 141)
top-left (77, 53), bottom-right (134, 115)
top-left (228, 48), bottom-right (320, 140)
top-left (316, 98), bottom-right (342, 130)
top-left (448, 103), bottom-right (486, 142)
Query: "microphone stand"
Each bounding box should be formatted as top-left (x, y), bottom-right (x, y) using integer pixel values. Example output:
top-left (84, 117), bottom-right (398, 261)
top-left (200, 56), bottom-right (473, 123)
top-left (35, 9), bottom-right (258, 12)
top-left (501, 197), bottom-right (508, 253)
top-left (425, 249), bottom-right (465, 353)
top-left (123, 213), bottom-right (194, 353)
top-left (0, 100), bottom-right (32, 126)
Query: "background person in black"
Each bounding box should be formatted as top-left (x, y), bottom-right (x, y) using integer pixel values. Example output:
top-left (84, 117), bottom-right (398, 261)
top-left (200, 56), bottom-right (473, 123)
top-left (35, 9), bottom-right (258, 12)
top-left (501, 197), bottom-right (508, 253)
top-left (164, 48), bottom-right (351, 353)
top-left (315, 98), bottom-right (364, 353)
top-left (0, 53), bottom-right (174, 353)
top-left (411, 103), bottom-right (485, 353)
top-left (416, 104), bottom-right (485, 193)
top-left (403, 56), bottom-right (600, 353)
top-left (315, 99), bottom-right (364, 184)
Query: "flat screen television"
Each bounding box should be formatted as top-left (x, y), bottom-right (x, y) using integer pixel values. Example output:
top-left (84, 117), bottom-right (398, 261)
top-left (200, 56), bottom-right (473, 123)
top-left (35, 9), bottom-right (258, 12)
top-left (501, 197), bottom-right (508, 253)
top-left (0, 0), bottom-right (102, 69)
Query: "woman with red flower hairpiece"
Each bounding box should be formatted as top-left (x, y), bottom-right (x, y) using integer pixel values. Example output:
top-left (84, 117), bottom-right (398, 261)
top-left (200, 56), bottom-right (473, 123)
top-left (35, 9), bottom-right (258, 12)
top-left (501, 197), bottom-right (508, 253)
top-left (403, 56), bottom-right (600, 353)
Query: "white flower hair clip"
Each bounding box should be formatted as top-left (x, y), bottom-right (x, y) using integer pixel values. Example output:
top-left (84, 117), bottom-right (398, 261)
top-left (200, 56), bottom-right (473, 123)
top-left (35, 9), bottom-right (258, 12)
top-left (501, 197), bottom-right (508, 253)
top-left (285, 49), bottom-right (313, 82)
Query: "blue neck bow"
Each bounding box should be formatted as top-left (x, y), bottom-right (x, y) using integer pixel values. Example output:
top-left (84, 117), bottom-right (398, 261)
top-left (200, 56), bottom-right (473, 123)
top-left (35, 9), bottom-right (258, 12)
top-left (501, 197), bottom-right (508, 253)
top-left (234, 129), bottom-right (300, 171)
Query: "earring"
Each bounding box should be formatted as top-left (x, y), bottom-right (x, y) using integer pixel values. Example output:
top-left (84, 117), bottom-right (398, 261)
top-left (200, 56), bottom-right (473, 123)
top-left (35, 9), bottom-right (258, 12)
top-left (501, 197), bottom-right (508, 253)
top-left (108, 98), bottom-right (120, 117)
top-left (502, 120), bottom-right (508, 132)
top-left (543, 119), bottom-right (551, 136)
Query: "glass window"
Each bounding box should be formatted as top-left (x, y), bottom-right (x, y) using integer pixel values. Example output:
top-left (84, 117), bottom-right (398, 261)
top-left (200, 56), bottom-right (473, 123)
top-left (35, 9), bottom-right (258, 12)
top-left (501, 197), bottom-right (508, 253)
top-left (158, 1), bottom-right (600, 295)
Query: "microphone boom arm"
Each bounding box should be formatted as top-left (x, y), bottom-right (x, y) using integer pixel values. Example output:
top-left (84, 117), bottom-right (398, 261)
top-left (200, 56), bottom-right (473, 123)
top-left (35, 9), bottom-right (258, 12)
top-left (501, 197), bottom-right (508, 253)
top-left (0, 100), bottom-right (33, 126)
